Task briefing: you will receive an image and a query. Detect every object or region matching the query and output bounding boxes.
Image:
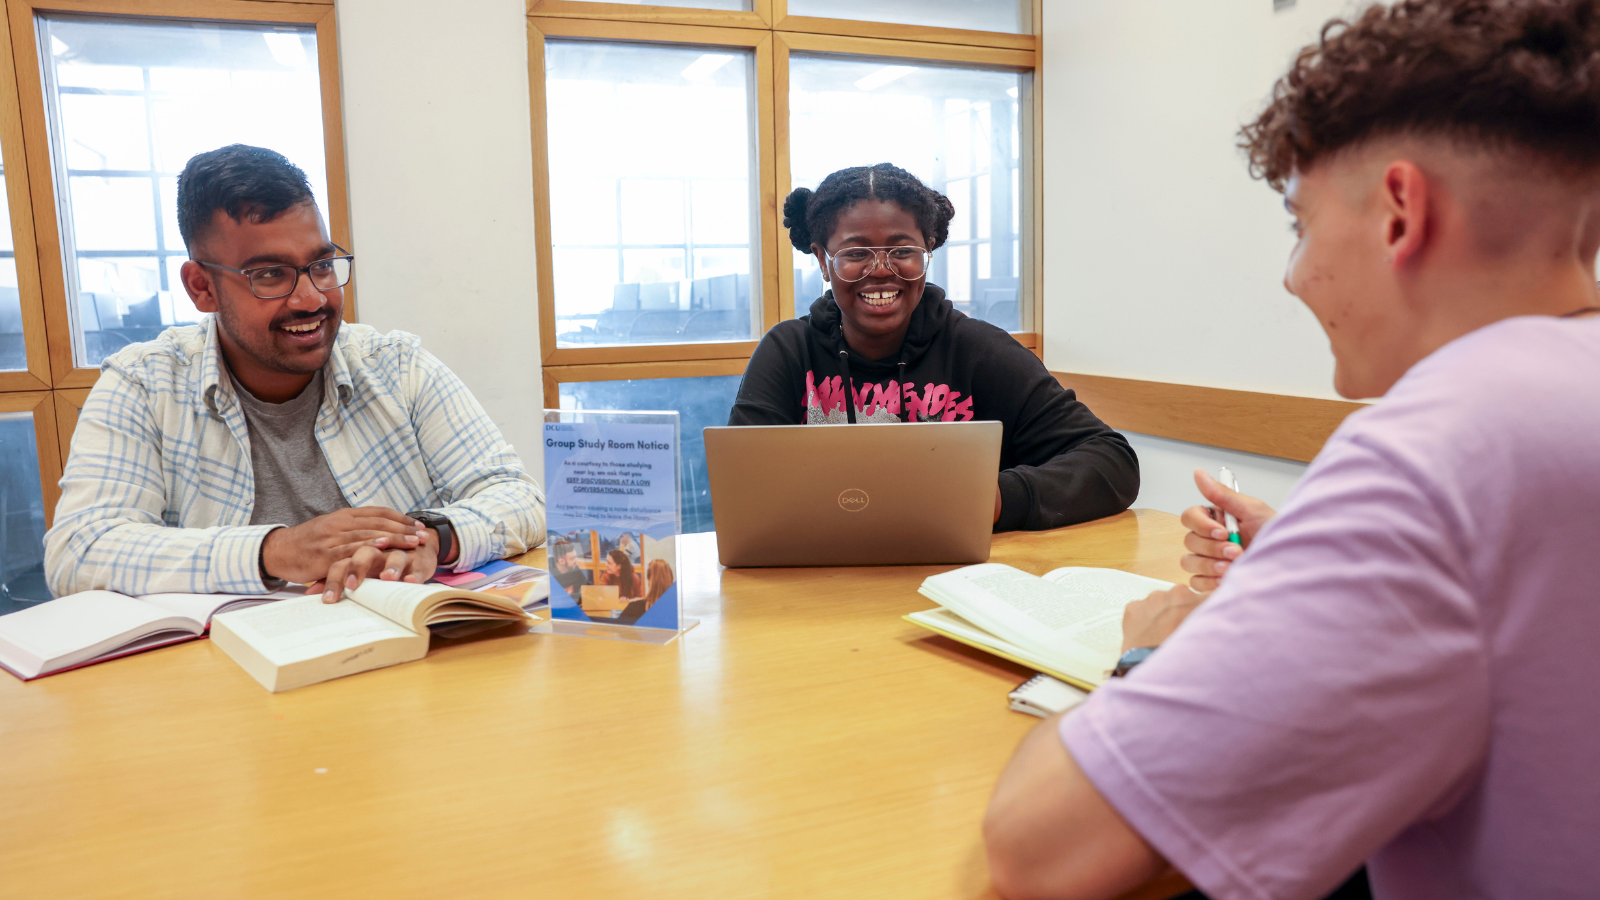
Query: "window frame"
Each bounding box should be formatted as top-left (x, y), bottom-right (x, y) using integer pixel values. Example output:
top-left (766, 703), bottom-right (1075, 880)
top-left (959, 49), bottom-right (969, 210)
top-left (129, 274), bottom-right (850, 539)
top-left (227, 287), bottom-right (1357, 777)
top-left (774, 32), bottom-right (1037, 324)
top-left (528, 0), bottom-right (774, 30)
top-left (542, 357), bottom-right (750, 410)
top-left (528, 0), bottom-right (1044, 404)
top-left (0, 2), bottom-right (52, 393)
top-left (528, 16), bottom-right (780, 367)
top-left (7, 0), bottom-right (354, 390)
top-left (51, 385), bottom-right (87, 467)
top-left (772, 0), bottom-right (1036, 51)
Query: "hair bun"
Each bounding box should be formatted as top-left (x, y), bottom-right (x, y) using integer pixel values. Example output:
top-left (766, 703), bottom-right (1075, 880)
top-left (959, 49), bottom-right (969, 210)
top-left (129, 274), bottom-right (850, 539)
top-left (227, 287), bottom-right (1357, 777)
top-left (927, 192), bottom-right (956, 250)
top-left (782, 187), bottom-right (814, 251)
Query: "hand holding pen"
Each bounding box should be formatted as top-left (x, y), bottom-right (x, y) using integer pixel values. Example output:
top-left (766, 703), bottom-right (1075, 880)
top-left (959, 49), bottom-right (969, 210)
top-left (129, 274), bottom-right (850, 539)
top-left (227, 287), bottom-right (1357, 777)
top-left (1213, 467), bottom-right (1243, 545)
top-left (1178, 468), bottom-right (1278, 593)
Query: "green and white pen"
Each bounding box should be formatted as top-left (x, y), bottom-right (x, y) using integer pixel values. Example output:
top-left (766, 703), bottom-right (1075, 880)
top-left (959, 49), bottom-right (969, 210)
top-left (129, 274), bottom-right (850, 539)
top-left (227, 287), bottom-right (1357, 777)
top-left (1214, 467), bottom-right (1242, 545)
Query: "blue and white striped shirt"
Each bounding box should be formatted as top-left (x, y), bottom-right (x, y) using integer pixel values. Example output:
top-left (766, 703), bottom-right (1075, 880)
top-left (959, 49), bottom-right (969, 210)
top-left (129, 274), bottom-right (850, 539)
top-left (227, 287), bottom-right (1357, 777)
top-left (45, 317), bottom-right (545, 597)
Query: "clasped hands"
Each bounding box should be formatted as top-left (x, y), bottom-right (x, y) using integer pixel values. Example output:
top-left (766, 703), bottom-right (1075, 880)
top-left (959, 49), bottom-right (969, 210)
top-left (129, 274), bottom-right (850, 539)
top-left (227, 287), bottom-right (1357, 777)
top-left (1119, 469), bottom-right (1277, 654)
top-left (259, 507), bottom-right (447, 603)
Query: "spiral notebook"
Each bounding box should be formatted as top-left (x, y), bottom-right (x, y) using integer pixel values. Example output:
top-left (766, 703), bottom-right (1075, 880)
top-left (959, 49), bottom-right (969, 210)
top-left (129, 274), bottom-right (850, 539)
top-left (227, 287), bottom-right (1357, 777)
top-left (1008, 673), bottom-right (1089, 718)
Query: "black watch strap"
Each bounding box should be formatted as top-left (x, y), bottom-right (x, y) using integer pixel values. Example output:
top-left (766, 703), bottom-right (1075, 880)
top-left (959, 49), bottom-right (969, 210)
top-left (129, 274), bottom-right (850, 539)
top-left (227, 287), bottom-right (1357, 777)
top-left (1112, 646), bottom-right (1156, 678)
top-left (408, 511), bottom-right (454, 565)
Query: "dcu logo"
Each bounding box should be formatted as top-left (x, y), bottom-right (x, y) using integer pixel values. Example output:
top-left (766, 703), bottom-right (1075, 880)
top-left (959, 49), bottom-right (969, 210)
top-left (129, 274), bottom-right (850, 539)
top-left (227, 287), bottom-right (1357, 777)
top-left (837, 488), bottom-right (869, 512)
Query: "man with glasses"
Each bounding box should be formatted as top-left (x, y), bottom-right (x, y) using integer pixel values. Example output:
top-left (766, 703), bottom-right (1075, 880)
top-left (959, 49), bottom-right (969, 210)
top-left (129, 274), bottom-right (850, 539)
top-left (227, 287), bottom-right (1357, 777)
top-left (45, 144), bottom-right (544, 602)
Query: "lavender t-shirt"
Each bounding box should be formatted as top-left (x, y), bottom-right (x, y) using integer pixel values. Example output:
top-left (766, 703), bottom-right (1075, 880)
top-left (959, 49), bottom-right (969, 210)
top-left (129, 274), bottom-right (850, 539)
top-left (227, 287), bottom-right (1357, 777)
top-left (1060, 316), bottom-right (1600, 900)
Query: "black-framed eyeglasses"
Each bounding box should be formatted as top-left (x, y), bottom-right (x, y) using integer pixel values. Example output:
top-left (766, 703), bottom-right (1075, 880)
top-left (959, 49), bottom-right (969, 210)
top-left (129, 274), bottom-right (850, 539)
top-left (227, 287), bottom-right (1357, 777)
top-left (825, 246), bottom-right (933, 283)
top-left (195, 244), bottom-right (355, 300)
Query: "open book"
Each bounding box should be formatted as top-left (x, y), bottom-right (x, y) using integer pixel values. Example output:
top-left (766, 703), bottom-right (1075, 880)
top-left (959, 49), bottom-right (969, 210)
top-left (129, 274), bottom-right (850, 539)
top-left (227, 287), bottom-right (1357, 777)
top-left (908, 564), bottom-right (1174, 691)
top-left (211, 579), bottom-right (535, 692)
top-left (0, 589), bottom-right (297, 681)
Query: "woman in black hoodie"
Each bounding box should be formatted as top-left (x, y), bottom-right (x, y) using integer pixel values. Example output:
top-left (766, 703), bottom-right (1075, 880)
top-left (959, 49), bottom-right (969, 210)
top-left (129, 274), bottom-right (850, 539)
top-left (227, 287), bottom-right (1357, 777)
top-left (728, 163), bottom-right (1140, 531)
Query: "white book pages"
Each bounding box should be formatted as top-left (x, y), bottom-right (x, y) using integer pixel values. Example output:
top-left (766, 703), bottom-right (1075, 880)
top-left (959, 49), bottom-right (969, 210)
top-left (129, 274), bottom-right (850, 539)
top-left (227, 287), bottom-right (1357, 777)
top-left (215, 596), bottom-right (417, 666)
top-left (919, 565), bottom-right (1112, 675)
top-left (344, 580), bottom-right (451, 632)
top-left (0, 592), bottom-right (202, 678)
top-left (1038, 567), bottom-right (1176, 659)
top-left (919, 564), bottom-right (1173, 677)
top-left (137, 589), bottom-right (301, 625)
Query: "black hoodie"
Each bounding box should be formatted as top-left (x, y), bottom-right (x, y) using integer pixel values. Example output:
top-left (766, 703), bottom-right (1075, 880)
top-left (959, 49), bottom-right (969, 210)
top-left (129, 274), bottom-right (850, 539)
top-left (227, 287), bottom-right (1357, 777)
top-left (728, 285), bottom-right (1140, 531)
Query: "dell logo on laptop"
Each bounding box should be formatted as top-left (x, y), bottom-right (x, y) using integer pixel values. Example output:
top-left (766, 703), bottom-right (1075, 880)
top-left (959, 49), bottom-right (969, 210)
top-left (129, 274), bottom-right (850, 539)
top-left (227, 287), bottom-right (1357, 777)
top-left (838, 488), bottom-right (869, 512)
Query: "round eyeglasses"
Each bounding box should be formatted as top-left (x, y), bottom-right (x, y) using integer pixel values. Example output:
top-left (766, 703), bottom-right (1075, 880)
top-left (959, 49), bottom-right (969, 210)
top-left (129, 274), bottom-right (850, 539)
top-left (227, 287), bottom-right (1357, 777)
top-left (825, 246), bottom-right (933, 283)
top-left (196, 246), bottom-right (355, 300)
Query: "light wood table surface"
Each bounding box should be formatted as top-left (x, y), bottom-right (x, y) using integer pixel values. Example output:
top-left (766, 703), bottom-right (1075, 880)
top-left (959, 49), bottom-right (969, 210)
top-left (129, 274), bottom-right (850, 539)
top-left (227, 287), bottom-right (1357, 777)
top-left (0, 509), bottom-right (1194, 900)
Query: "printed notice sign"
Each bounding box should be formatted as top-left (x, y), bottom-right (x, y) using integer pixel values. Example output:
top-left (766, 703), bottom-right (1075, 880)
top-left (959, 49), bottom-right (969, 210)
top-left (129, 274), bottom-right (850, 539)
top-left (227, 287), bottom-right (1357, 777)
top-left (543, 412), bottom-right (683, 633)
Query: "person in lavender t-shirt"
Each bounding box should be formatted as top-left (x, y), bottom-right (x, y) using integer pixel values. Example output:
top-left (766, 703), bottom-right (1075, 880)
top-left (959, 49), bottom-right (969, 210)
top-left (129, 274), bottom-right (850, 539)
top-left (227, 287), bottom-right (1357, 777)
top-left (980, 3), bottom-right (1600, 900)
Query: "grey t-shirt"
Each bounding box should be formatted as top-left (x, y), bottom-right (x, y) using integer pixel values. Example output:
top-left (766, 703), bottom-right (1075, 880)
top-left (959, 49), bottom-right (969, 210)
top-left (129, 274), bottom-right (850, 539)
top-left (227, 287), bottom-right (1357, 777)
top-left (233, 369), bottom-right (352, 526)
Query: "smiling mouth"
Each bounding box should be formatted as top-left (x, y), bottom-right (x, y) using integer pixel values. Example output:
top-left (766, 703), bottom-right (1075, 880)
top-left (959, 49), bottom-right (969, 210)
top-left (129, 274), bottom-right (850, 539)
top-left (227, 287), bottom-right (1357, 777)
top-left (277, 313), bottom-right (327, 339)
top-left (859, 288), bottom-right (901, 309)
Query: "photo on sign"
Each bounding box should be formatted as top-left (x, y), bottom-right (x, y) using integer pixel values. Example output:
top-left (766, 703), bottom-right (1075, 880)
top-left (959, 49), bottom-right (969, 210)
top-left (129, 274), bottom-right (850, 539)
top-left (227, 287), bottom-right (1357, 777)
top-left (550, 528), bottom-right (678, 626)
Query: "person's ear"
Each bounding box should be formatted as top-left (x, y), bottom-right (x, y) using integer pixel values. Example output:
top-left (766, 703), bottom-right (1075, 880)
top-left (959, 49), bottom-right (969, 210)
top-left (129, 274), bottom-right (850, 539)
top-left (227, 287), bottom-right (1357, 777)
top-left (812, 243), bottom-right (830, 283)
top-left (1379, 160), bottom-right (1431, 269)
top-left (179, 259), bottom-right (220, 313)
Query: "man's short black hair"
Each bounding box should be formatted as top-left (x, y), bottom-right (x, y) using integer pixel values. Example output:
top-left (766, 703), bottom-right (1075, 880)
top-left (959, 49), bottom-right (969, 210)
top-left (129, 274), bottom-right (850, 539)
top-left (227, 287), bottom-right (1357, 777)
top-left (176, 144), bottom-right (316, 251)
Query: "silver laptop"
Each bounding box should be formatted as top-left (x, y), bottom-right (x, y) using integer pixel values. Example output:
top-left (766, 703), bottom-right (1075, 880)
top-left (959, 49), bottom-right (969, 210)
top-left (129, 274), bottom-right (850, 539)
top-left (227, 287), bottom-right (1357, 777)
top-left (704, 421), bottom-right (1003, 567)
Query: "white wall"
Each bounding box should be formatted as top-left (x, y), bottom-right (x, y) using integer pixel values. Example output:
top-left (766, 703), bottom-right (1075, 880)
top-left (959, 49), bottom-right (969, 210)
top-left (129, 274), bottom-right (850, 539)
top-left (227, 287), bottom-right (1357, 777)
top-left (334, 0), bottom-right (544, 482)
top-left (1041, 0), bottom-right (1368, 511)
top-left (1124, 432), bottom-right (1307, 515)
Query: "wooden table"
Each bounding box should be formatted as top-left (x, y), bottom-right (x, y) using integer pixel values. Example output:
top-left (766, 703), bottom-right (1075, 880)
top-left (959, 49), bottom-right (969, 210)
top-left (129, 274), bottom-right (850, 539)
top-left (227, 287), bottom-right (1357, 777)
top-left (0, 510), bottom-right (1193, 900)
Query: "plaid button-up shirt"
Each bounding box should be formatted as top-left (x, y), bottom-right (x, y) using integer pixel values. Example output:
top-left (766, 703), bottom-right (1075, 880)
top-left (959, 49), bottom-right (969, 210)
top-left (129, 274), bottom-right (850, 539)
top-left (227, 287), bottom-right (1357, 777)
top-left (45, 317), bottom-right (545, 597)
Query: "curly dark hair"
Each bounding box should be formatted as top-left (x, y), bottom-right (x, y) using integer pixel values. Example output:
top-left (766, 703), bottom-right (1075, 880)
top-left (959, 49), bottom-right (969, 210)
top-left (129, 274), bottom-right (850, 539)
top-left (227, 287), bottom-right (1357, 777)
top-left (782, 163), bottom-right (956, 252)
top-left (1241, 0), bottom-right (1600, 191)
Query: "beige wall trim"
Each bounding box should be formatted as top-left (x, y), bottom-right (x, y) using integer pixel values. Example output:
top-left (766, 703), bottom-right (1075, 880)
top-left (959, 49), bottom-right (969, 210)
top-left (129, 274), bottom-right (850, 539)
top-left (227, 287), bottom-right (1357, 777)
top-left (1054, 371), bottom-right (1365, 463)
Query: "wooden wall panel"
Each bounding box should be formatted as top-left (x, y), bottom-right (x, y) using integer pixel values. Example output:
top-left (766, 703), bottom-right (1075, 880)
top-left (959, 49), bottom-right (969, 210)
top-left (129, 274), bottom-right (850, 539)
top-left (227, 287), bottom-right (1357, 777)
top-left (1055, 372), bottom-right (1365, 463)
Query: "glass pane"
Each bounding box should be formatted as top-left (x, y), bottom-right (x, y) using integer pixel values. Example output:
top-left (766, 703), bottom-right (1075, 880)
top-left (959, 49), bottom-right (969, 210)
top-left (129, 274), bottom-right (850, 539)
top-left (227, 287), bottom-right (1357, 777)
top-left (558, 376), bottom-right (743, 534)
top-left (789, 56), bottom-right (1024, 332)
top-left (0, 411), bottom-right (50, 611)
top-left (40, 16), bottom-right (328, 369)
top-left (788, 0), bottom-right (1028, 34)
top-left (0, 149), bottom-right (25, 372)
top-left (545, 40), bottom-right (759, 348)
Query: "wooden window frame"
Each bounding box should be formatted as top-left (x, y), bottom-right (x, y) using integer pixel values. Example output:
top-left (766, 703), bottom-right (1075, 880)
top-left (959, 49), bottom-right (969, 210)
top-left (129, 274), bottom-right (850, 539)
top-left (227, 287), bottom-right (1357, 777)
top-left (0, 3), bottom-right (51, 393)
top-left (528, 0), bottom-right (1043, 402)
top-left (528, 17), bottom-right (779, 368)
top-left (771, 0), bottom-right (1036, 52)
top-left (51, 384), bottom-right (87, 464)
top-left (542, 357), bottom-right (750, 408)
top-left (773, 32), bottom-right (1037, 325)
top-left (7, 0), bottom-right (352, 391)
top-left (529, 0), bottom-right (774, 30)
